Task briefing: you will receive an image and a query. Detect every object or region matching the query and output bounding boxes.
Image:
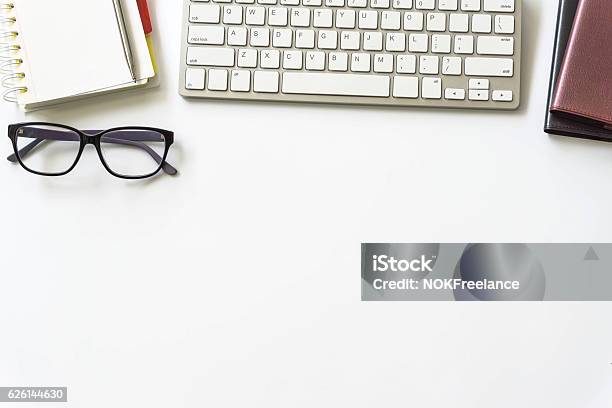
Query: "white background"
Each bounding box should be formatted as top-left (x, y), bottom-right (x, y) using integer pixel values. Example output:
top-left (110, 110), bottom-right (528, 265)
top-left (1, 1), bottom-right (612, 407)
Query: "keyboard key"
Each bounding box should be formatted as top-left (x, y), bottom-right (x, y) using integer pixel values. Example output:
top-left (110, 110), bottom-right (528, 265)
top-left (337, 10), bottom-right (357, 28)
top-left (371, 0), bottom-right (390, 8)
top-left (392, 0), bottom-right (413, 9)
top-left (419, 56), bottom-right (439, 74)
top-left (449, 13), bottom-right (469, 32)
top-left (469, 78), bottom-right (489, 89)
top-left (329, 52), bottom-right (349, 71)
top-left (404, 12), bottom-right (424, 30)
top-left (223, 6), bottom-right (243, 24)
top-left (250, 28), bottom-right (270, 46)
top-left (291, 8), bottom-right (311, 27)
top-left (492, 90), bottom-right (513, 101)
top-left (208, 69), bottom-right (228, 90)
top-left (351, 53), bottom-right (371, 72)
top-left (254, 71), bottom-right (279, 92)
top-left (187, 47), bottom-right (235, 67)
top-left (188, 26), bottom-right (225, 45)
top-left (484, 0), bottom-right (514, 12)
top-left (432, 34), bottom-right (451, 53)
top-left (426, 13), bottom-right (446, 32)
top-left (283, 50), bottom-right (303, 69)
top-left (393, 76), bottom-right (419, 98)
top-left (469, 89), bottom-right (489, 100)
top-left (227, 27), bottom-right (248, 45)
top-left (464, 57), bottom-right (513, 76)
top-left (373, 54), bottom-right (393, 73)
top-left (295, 29), bottom-right (316, 48)
top-left (306, 51), bottom-right (326, 70)
top-left (454, 35), bottom-right (474, 54)
top-left (472, 14), bottom-right (491, 33)
top-left (495, 15), bottom-right (515, 34)
top-left (461, 0), bottom-right (480, 11)
top-left (439, 0), bottom-right (458, 10)
top-left (189, 4), bottom-right (221, 23)
top-left (341, 31), bottom-right (361, 50)
top-left (313, 9), bottom-right (333, 27)
top-left (260, 49), bottom-right (280, 67)
top-left (396, 54), bottom-right (416, 73)
top-left (238, 48), bottom-right (258, 67)
top-left (185, 68), bottom-right (206, 90)
top-left (442, 56), bottom-right (461, 75)
top-left (245, 7), bottom-right (265, 25)
top-left (385, 33), bottom-right (406, 52)
top-left (363, 32), bottom-right (383, 50)
top-left (445, 88), bottom-right (465, 100)
top-left (318, 30), bottom-right (338, 48)
top-left (348, 0), bottom-right (368, 6)
top-left (268, 7), bottom-right (288, 26)
top-left (416, 0), bottom-right (435, 10)
top-left (230, 70), bottom-right (251, 91)
top-left (408, 33), bottom-right (428, 52)
top-left (282, 72), bottom-right (390, 96)
top-left (477, 36), bottom-right (514, 55)
top-left (273, 28), bottom-right (293, 47)
top-left (359, 10), bottom-right (378, 29)
top-left (422, 77), bottom-right (442, 99)
top-left (381, 11), bottom-right (401, 30)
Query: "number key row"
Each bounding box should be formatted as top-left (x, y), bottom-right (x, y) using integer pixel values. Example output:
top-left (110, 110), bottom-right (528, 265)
top-left (191, 0), bottom-right (515, 13)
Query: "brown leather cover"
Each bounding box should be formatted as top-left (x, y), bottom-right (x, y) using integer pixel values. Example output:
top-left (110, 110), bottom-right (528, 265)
top-left (551, 0), bottom-right (612, 127)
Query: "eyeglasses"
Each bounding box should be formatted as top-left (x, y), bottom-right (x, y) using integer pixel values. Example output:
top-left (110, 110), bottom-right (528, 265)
top-left (7, 122), bottom-right (177, 179)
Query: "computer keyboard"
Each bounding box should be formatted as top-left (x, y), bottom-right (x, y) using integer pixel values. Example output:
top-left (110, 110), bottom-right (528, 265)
top-left (179, 0), bottom-right (521, 109)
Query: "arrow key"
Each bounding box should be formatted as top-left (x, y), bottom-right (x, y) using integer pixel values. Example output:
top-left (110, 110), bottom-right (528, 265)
top-left (469, 78), bottom-right (490, 89)
top-left (469, 89), bottom-right (489, 101)
top-left (445, 88), bottom-right (466, 100)
top-left (492, 90), bottom-right (513, 102)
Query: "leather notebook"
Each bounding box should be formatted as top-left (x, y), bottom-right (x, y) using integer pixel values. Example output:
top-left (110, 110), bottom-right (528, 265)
top-left (545, 0), bottom-right (612, 141)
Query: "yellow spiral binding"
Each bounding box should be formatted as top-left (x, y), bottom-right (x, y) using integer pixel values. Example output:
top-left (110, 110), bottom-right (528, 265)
top-left (0, 43), bottom-right (19, 59)
top-left (1, 71), bottom-right (23, 86)
top-left (2, 85), bottom-right (25, 102)
top-left (0, 57), bottom-right (21, 73)
top-left (1, 2), bottom-right (26, 103)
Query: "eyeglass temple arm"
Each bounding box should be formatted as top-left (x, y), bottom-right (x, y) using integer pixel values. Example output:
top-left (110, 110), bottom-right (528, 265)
top-left (7, 129), bottom-right (177, 175)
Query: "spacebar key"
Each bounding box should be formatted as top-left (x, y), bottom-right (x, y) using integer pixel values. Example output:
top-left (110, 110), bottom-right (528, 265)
top-left (282, 73), bottom-right (390, 97)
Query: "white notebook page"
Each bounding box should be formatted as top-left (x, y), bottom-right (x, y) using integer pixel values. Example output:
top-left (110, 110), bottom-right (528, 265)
top-left (14, 0), bottom-right (134, 105)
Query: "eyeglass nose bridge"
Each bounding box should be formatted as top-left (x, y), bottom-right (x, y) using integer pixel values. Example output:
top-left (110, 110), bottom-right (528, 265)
top-left (84, 135), bottom-right (97, 145)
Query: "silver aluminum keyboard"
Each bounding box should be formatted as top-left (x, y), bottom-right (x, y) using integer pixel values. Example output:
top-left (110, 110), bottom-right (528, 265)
top-left (179, 0), bottom-right (521, 109)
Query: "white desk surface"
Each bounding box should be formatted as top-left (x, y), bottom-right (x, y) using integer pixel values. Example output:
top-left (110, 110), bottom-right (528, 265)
top-left (1, 1), bottom-right (611, 407)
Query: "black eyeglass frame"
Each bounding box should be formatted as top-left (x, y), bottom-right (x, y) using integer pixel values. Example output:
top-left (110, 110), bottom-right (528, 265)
top-left (7, 122), bottom-right (176, 179)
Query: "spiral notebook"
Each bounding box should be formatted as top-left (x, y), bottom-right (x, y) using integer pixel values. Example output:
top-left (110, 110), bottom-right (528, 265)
top-left (1, 0), bottom-right (156, 111)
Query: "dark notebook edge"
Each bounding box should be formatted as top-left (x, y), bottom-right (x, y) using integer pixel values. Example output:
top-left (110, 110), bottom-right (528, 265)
top-left (545, 0), bottom-right (566, 122)
top-left (544, 0), bottom-right (612, 142)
